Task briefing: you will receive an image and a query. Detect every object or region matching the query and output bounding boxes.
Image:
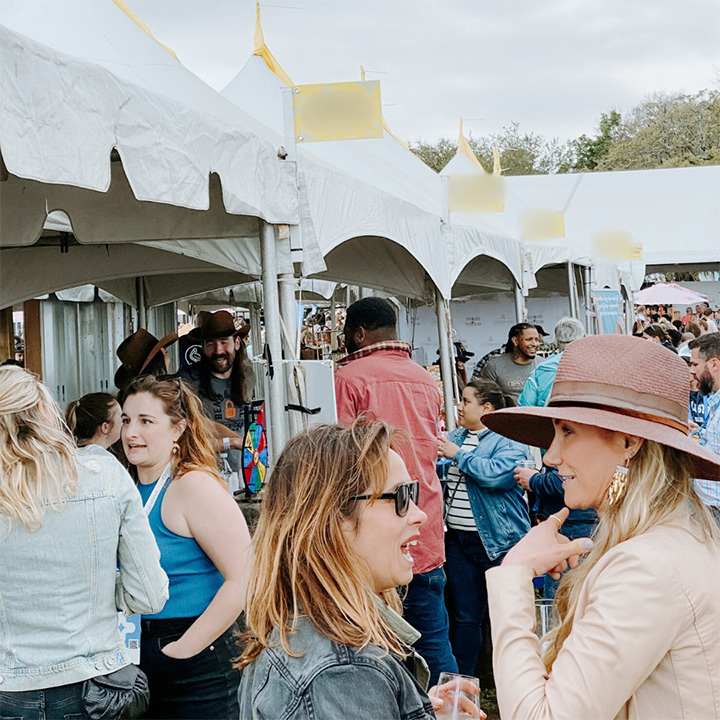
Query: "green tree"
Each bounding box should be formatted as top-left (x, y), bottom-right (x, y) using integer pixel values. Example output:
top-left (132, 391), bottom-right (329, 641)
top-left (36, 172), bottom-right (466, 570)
top-left (409, 122), bottom-right (574, 175)
top-left (571, 110), bottom-right (622, 171)
top-left (596, 90), bottom-right (720, 171)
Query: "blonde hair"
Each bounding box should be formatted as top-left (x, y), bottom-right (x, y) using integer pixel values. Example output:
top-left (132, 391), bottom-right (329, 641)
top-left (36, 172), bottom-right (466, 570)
top-left (543, 440), bottom-right (719, 671)
top-left (238, 421), bottom-right (406, 670)
top-left (121, 375), bottom-right (224, 485)
top-left (0, 366), bottom-right (78, 530)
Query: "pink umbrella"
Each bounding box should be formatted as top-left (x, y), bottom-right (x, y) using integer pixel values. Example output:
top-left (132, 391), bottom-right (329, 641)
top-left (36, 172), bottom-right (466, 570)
top-left (634, 282), bottom-right (707, 306)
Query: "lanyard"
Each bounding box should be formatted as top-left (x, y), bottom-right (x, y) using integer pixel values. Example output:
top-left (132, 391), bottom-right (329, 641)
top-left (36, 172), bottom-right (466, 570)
top-left (143, 463), bottom-right (172, 516)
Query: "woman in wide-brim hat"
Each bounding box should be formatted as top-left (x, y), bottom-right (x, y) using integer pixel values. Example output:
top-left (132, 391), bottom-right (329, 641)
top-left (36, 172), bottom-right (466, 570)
top-left (481, 334), bottom-right (720, 720)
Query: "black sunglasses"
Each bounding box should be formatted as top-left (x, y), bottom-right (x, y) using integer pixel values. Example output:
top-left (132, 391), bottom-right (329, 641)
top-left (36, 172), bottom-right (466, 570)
top-left (350, 480), bottom-right (420, 517)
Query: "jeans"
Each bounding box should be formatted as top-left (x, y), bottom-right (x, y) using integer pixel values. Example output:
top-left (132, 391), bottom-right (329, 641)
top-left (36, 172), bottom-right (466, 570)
top-left (0, 683), bottom-right (83, 720)
top-left (140, 617), bottom-right (240, 720)
top-left (445, 528), bottom-right (502, 676)
top-left (402, 567), bottom-right (458, 687)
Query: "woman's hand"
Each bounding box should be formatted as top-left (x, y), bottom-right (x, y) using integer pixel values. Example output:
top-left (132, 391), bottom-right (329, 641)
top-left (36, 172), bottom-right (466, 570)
top-left (502, 507), bottom-right (594, 578)
top-left (160, 639), bottom-right (196, 659)
top-left (428, 679), bottom-right (485, 718)
top-left (438, 436), bottom-right (461, 459)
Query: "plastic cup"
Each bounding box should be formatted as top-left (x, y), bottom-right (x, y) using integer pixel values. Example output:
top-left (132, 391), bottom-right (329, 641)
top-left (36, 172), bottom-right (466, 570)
top-left (435, 672), bottom-right (481, 720)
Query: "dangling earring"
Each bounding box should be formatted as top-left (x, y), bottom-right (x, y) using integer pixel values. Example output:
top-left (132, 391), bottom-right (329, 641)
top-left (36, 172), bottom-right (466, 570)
top-left (608, 453), bottom-right (633, 506)
top-left (171, 442), bottom-right (180, 456)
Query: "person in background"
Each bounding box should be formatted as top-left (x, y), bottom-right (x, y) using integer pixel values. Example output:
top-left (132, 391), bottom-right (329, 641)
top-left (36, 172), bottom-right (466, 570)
top-left (518, 318), bottom-right (584, 409)
top-left (238, 422), bottom-right (483, 720)
top-left (178, 310), bottom-right (210, 371)
top-left (681, 306), bottom-right (693, 325)
top-left (115, 329), bottom-right (178, 392)
top-left (334, 297), bottom-right (456, 685)
top-left (482, 335), bottom-right (720, 719)
top-left (121, 375), bottom-right (252, 719)
top-left (688, 333), bottom-right (720, 524)
top-left (180, 310), bottom-right (254, 473)
top-left (643, 323), bottom-right (678, 353)
top-left (65, 392), bottom-right (122, 458)
top-left (0, 366), bottom-right (167, 720)
top-left (476, 324), bottom-right (541, 402)
top-left (437, 379), bottom-right (531, 676)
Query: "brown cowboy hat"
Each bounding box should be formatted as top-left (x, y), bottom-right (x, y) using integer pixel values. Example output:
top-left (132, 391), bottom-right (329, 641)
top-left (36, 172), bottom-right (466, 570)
top-left (201, 310), bottom-right (243, 341)
top-left (114, 329), bottom-right (177, 389)
top-left (483, 334), bottom-right (720, 481)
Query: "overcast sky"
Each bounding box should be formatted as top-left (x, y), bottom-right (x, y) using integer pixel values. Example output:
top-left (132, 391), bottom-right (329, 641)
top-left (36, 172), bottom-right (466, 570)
top-left (130, 0), bottom-right (720, 144)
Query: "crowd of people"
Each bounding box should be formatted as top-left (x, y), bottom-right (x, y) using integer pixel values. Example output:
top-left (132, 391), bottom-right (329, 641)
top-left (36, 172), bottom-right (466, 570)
top-left (1, 298), bottom-right (719, 720)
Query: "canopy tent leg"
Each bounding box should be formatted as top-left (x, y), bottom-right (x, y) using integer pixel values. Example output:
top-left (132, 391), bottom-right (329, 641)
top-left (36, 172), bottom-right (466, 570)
top-left (261, 222), bottom-right (287, 464)
top-left (567, 261), bottom-right (578, 319)
top-left (135, 277), bottom-right (147, 330)
top-left (278, 272), bottom-right (303, 439)
top-left (435, 291), bottom-right (456, 432)
top-left (514, 283), bottom-right (526, 324)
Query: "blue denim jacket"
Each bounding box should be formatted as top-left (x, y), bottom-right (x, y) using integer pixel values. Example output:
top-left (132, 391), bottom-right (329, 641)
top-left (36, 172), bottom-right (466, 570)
top-left (238, 612), bottom-right (436, 720)
top-left (0, 454), bottom-right (168, 691)
top-left (444, 427), bottom-right (531, 560)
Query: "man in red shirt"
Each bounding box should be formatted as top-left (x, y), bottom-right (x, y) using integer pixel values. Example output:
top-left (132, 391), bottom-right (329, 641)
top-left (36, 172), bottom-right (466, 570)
top-left (335, 298), bottom-right (457, 684)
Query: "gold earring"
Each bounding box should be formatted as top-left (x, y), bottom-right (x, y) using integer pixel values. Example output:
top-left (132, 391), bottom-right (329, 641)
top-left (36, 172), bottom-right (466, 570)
top-left (608, 456), bottom-right (631, 506)
top-left (172, 442), bottom-right (180, 456)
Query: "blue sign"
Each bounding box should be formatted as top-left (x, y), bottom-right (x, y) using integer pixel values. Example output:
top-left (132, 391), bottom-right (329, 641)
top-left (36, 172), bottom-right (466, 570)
top-left (594, 291), bottom-right (625, 335)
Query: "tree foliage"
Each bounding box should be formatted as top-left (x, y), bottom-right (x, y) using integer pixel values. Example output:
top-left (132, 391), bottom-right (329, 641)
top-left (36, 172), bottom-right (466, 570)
top-left (409, 122), bottom-right (573, 175)
top-left (596, 90), bottom-right (720, 170)
top-left (410, 90), bottom-right (720, 175)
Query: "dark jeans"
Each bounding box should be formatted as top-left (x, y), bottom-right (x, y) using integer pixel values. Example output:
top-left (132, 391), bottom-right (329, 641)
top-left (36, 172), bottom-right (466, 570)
top-left (0, 683), bottom-right (83, 720)
top-left (402, 566), bottom-right (458, 687)
top-left (140, 617), bottom-right (240, 720)
top-left (445, 528), bottom-right (502, 676)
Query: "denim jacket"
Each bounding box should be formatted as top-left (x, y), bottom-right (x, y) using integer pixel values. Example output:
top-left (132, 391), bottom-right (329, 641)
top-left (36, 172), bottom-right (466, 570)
top-left (238, 607), bottom-right (436, 720)
top-left (444, 427), bottom-right (531, 560)
top-left (0, 453), bottom-right (168, 691)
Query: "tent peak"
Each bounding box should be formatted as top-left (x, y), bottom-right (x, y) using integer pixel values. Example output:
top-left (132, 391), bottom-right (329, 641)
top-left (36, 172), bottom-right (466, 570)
top-left (111, 0), bottom-right (178, 60)
top-left (252, 1), bottom-right (294, 87)
top-left (456, 117), bottom-right (486, 172)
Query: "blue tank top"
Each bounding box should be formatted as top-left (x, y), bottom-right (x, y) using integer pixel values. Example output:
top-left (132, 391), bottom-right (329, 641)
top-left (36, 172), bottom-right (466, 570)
top-left (137, 478), bottom-right (224, 619)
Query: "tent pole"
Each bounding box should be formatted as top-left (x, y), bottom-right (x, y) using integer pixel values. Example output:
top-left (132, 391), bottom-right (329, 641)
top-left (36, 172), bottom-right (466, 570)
top-left (567, 261), bottom-right (578, 319)
top-left (261, 222), bottom-right (287, 463)
top-left (278, 273), bottom-right (303, 439)
top-left (136, 277), bottom-right (147, 330)
top-left (435, 290), bottom-right (456, 432)
top-left (514, 283), bottom-right (525, 324)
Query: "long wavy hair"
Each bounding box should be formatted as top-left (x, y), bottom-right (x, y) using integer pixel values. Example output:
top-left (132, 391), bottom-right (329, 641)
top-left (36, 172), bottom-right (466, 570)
top-left (237, 421), bottom-right (407, 670)
top-left (121, 375), bottom-right (223, 485)
top-left (0, 366), bottom-right (79, 531)
top-left (543, 439), bottom-right (720, 672)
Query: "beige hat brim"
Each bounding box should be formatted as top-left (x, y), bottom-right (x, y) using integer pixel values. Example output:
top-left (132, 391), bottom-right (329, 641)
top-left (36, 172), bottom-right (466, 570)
top-left (483, 405), bottom-right (720, 482)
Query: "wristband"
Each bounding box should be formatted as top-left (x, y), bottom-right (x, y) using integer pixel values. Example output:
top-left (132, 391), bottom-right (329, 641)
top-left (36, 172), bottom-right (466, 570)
top-left (223, 437), bottom-right (231, 452)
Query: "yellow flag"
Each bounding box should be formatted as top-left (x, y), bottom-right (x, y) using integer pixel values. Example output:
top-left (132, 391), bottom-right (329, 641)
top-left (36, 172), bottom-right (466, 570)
top-left (293, 81), bottom-right (383, 142)
top-left (521, 209), bottom-right (566, 241)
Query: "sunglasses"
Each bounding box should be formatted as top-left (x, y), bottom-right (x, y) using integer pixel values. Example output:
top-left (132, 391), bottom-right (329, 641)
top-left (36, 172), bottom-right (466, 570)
top-left (350, 480), bottom-right (420, 517)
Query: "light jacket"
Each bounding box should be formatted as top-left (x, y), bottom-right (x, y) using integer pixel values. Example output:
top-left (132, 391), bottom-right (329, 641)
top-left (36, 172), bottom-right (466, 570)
top-left (238, 607), bottom-right (435, 720)
top-left (444, 427), bottom-right (531, 560)
top-left (488, 510), bottom-right (720, 719)
top-left (0, 453), bottom-right (168, 691)
top-left (518, 352), bottom-right (562, 408)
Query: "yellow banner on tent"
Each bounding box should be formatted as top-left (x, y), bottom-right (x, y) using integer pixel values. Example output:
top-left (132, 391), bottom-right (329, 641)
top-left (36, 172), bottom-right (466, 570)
top-left (447, 173), bottom-right (506, 214)
top-left (593, 230), bottom-right (643, 261)
top-left (293, 81), bottom-right (382, 143)
top-left (520, 209), bottom-right (566, 241)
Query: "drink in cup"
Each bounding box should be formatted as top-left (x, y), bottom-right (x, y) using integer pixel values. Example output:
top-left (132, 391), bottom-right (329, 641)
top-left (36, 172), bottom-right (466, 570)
top-left (434, 672), bottom-right (481, 720)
